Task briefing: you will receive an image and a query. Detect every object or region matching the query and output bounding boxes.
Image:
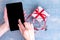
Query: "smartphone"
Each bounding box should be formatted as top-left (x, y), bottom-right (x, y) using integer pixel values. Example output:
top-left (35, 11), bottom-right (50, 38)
top-left (6, 2), bottom-right (25, 31)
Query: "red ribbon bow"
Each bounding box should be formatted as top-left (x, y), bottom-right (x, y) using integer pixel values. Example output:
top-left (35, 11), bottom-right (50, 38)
top-left (35, 8), bottom-right (46, 21)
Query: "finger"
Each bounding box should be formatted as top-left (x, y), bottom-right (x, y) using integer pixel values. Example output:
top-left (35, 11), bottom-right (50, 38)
top-left (24, 22), bottom-right (31, 30)
top-left (18, 24), bottom-right (23, 34)
top-left (18, 19), bottom-right (25, 32)
top-left (30, 23), bottom-right (34, 30)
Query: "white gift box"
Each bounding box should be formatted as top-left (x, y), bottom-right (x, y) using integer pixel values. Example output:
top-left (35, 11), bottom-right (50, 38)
top-left (32, 6), bottom-right (50, 22)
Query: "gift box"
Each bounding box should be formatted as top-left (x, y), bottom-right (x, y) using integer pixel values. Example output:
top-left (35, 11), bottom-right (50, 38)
top-left (25, 6), bottom-right (50, 31)
top-left (32, 6), bottom-right (50, 22)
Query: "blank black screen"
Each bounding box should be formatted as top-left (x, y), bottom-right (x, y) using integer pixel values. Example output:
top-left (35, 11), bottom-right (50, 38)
top-left (6, 2), bottom-right (24, 31)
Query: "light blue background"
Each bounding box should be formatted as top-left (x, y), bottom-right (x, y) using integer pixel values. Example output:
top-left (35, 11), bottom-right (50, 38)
top-left (0, 0), bottom-right (60, 40)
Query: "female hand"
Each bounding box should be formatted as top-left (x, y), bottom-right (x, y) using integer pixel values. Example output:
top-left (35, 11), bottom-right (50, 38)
top-left (18, 19), bottom-right (35, 40)
top-left (0, 7), bottom-right (9, 37)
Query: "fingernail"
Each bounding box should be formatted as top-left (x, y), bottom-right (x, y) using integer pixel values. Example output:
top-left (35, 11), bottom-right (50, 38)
top-left (19, 19), bottom-right (21, 24)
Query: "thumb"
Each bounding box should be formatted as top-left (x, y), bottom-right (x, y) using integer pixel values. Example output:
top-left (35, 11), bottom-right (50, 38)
top-left (4, 7), bottom-right (8, 23)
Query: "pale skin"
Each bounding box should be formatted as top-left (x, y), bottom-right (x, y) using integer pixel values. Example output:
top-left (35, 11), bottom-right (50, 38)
top-left (0, 7), bottom-right (35, 40)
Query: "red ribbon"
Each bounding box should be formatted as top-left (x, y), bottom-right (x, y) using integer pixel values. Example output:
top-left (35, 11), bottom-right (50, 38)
top-left (35, 9), bottom-right (46, 21)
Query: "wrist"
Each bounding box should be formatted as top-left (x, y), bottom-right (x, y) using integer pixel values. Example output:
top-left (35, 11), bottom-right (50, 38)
top-left (26, 38), bottom-right (35, 40)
